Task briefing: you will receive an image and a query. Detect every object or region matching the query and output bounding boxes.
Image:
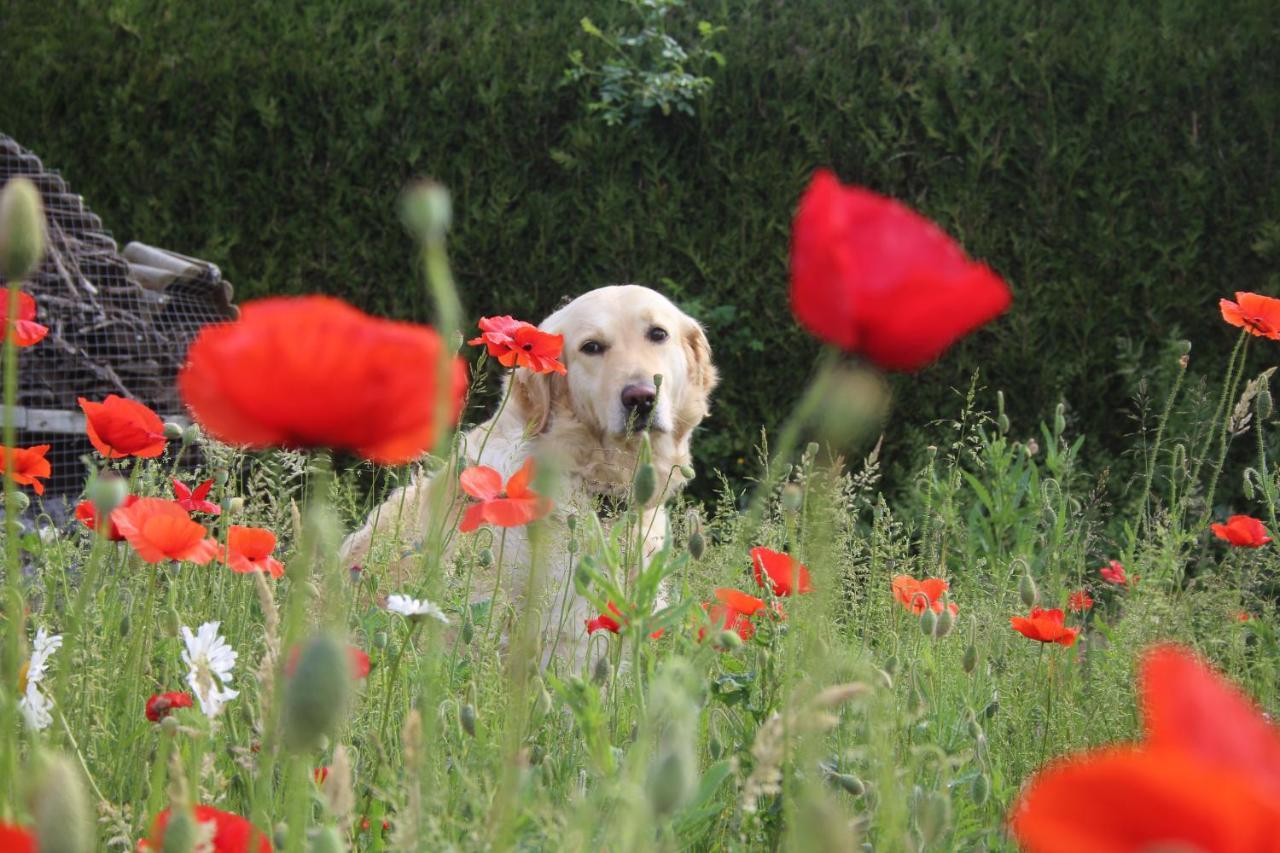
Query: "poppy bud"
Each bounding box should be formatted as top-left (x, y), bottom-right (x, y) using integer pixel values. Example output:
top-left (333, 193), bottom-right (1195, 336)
top-left (919, 608), bottom-right (937, 637)
top-left (273, 823), bottom-right (288, 850)
top-left (461, 619), bottom-right (474, 645)
top-left (460, 703), bottom-right (476, 737)
top-left (687, 530), bottom-right (705, 560)
top-left (935, 604), bottom-right (955, 638)
top-left (1259, 388), bottom-right (1273, 421)
top-left (646, 751), bottom-right (690, 817)
top-left (679, 464), bottom-right (696, 480)
top-left (967, 711), bottom-right (983, 740)
top-left (715, 630), bottom-right (744, 650)
top-left (118, 612), bottom-right (131, 638)
top-left (283, 634), bottom-right (352, 752)
top-left (1053, 403), bottom-right (1066, 436)
top-left (163, 422), bottom-right (185, 440)
top-left (805, 442), bottom-right (820, 458)
top-left (213, 468), bottom-right (230, 487)
top-left (907, 684), bottom-right (924, 715)
top-left (400, 180), bottom-right (452, 241)
top-left (592, 655), bottom-right (611, 684)
top-left (962, 644), bottom-right (978, 675)
top-left (652, 373), bottom-right (663, 390)
top-left (479, 548), bottom-right (494, 568)
top-left (31, 752), bottom-right (93, 853)
top-left (0, 177), bottom-right (46, 281)
top-left (917, 791), bottom-right (951, 844)
top-left (566, 512), bottom-right (577, 532)
top-left (1244, 468), bottom-right (1259, 501)
top-left (165, 607), bottom-right (182, 638)
top-left (162, 806), bottom-right (198, 853)
top-left (373, 630), bottom-right (388, 650)
top-left (228, 497), bottom-right (245, 515)
top-left (536, 684), bottom-right (553, 716)
top-left (633, 462), bottom-right (657, 505)
top-left (708, 733), bottom-right (724, 759)
top-left (971, 773), bottom-right (990, 805)
top-left (983, 697), bottom-right (999, 719)
top-left (997, 413), bottom-right (1010, 435)
top-left (834, 773), bottom-right (865, 797)
top-left (86, 475), bottom-right (128, 515)
top-left (1176, 339), bottom-right (1192, 356)
top-left (781, 483), bottom-right (804, 513)
top-left (5, 490), bottom-right (29, 514)
top-left (1170, 443), bottom-right (1186, 479)
top-left (309, 826), bottom-right (344, 853)
top-left (161, 715), bottom-right (180, 736)
top-left (1018, 572), bottom-right (1039, 608)
top-left (926, 445), bottom-right (938, 460)
top-left (883, 655), bottom-right (899, 676)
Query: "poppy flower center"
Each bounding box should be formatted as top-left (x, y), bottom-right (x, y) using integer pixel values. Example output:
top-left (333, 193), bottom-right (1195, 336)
top-left (522, 343), bottom-right (533, 351)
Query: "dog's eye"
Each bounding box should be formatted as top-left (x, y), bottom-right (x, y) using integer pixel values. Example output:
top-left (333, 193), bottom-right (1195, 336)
top-left (647, 326), bottom-right (669, 343)
top-left (579, 340), bottom-right (606, 355)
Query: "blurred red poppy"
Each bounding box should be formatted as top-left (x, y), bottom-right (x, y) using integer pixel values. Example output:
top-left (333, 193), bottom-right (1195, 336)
top-left (8, 291), bottom-right (47, 347)
top-left (1211, 514), bottom-right (1272, 548)
top-left (285, 643), bottom-right (371, 681)
top-left (0, 823), bottom-right (35, 852)
top-left (1219, 292), bottom-right (1280, 340)
top-left (223, 526), bottom-right (284, 578)
top-left (458, 458), bottom-right (553, 532)
top-left (1010, 645), bottom-right (1280, 852)
top-left (145, 691), bottom-right (194, 722)
top-left (0, 444), bottom-right (50, 494)
top-left (78, 395), bottom-right (167, 459)
top-left (700, 602), bottom-right (756, 644)
top-left (75, 495), bottom-right (139, 540)
top-left (469, 315), bottom-right (567, 375)
top-left (173, 478), bottom-right (220, 515)
top-left (179, 296), bottom-right (468, 464)
top-left (1098, 560), bottom-right (1129, 585)
top-left (891, 575), bottom-right (958, 615)
top-left (110, 498), bottom-right (218, 564)
top-left (314, 766), bottom-right (329, 785)
top-left (585, 602), bottom-right (623, 635)
top-left (751, 547), bottom-right (813, 596)
top-left (141, 805), bottom-right (272, 852)
top-left (1068, 590), bottom-right (1093, 612)
top-left (789, 170), bottom-right (1012, 371)
top-left (1010, 607), bottom-right (1079, 647)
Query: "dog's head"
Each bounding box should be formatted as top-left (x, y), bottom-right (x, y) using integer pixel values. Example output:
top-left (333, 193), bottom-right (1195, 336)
top-left (511, 285), bottom-right (717, 447)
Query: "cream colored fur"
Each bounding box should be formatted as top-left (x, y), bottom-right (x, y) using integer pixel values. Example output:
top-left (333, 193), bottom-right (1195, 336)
top-left (339, 285), bottom-right (717, 663)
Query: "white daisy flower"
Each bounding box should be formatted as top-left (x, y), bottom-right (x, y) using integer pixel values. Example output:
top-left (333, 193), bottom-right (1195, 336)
top-left (181, 621), bottom-right (239, 718)
top-left (19, 627), bottom-right (62, 731)
top-left (385, 594), bottom-right (450, 625)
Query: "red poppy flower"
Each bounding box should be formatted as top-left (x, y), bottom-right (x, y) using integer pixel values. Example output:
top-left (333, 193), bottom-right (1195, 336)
top-left (789, 170), bottom-right (1012, 371)
top-left (699, 603), bottom-right (756, 644)
top-left (1098, 560), bottom-right (1129, 585)
top-left (1219, 292), bottom-right (1280, 340)
top-left (1009, 645), bottom-right (1280, 852)
top-left (8, 291), bottom-right (47, 348)
top-left (141, 805), bottom-right (272, 852)
top-left (75, 494), bottom-right (139, 540)
top-left (891, 575), bottom-right (958, 615)
top-left (1068, 590), bottom-right (1093, 612)
top-left (751, 547), bottom-right (814, 596)
top-left (0, 823), bottom-right (35, 853)
top-left (585, 602), bottom-right (623, 635)
top-left (1236, 611), bottom-right (1252, 623)
top-left (1211, 514), bottom-right (1272, 548)
top-left (222, 526), bottom-right (284, 578)
top-left (145, 691), bottom-right (194, 722)
top-left (173, 478), bottom-right (220, 515)
top-left (78, 395), bottom-right (167, 459)
top-left (314, 766), bottom-right (329, 785)
top-left (1010, 607), bottom-right (1079, 647)
top-left (285, 644), bottom-right (371, 680)
top-left (469, 316), bottom-right (567, 375)
top-left (179, 296), bottom-right (468, 464)
top-left (0, 444), bottom-right (50, 494)
top-left (458, 458), bottom-right (553, 532)
top-left (110, 498), bottom-right (218, 564)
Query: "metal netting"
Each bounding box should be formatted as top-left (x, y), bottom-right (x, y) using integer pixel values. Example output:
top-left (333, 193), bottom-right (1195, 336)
top-left (0, 133), bottom-right (239, 499)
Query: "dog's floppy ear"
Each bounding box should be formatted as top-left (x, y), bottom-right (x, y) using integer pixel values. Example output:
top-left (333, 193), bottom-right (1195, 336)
top-left (510, 368), bottom-right (562, 434)
top-left (676, 319), bottom-right (718, 438)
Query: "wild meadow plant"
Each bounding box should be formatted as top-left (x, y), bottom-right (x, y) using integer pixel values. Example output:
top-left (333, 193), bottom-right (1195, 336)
top-left (0, 169), bottom-right (1277, 851)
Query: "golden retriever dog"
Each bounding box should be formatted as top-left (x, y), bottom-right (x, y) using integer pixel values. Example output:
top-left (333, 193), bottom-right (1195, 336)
top-left (340, 285), bottom-right (717, 662)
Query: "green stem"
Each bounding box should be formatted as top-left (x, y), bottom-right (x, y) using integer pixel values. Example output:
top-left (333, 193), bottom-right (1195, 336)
top-left (1189, 331), bottom-right (1246, 492)
top-left (1, 282), bottom-right (23, 809)
top-left (1137, 360), bottom-right (1186, 532)
top-left (1201, 336), bottom-right (1252, 520)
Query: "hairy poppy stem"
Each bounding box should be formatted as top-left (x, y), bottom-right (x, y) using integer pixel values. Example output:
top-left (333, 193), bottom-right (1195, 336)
top-left (1136, 356), bottom-right (1186, 535)
top-left (0, 282), bottom-right (21, 797)
top-left (1200, 335), bottom-right (1251, 523)
top-left (1189, 331), bottom-right (1246, 506)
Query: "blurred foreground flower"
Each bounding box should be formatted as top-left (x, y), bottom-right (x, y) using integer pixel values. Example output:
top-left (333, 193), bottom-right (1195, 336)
top-left (1010, 608), bottom-right (1078, 647)
top-left (458, 458), bottom-right (553, 532)
top-left (789, 169), bottom-right (1011, 371)
top-left (1098, 560), bottom-right (1130, 586)
top-left (0, 444), bottom-right (50, 495)
top-left (141, 805), bottom-right (271, 852)
top-left (7, 291), bottom-right (47, 347)
top-left (78, 395), bottom-right (167, 458)
top-left (469, 315), bottom-right (567, 375)
top-left (179, 295), bottom-right (468, 463)
top-left (0, 823), bottom-right (34, 852)
top-left (145, 691), bottom-right (194, 722)
top-left (1211, 514), bottom-right (1272, 548)
top-left (1219, 291), bottom-right (1280, 340)
top-left (75, 494), bottom-right (138, 540)
top-left (1010, 645), bottom-right (1280, 851)
top-left (287, 643), bottom-right (371, 680)
top-left (19, 627), bottom-right (62, 730)
top-left (111, 498), bottom-right (218, 564)
top-left (752, 547), bottom-right (813, 596)
top-left (181, 622), bottom-right (238, 718)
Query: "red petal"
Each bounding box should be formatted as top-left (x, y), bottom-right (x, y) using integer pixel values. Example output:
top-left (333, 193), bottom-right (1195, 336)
top-left (459, 466), bottom-right (503, 501)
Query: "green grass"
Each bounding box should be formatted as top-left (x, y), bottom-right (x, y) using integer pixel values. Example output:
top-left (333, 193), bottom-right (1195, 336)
top-left (2, 338), bottom-right (1277, 850)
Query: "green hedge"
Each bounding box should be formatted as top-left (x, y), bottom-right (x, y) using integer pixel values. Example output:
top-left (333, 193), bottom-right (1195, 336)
top-left (3, 0), bottom-right (1278, 493)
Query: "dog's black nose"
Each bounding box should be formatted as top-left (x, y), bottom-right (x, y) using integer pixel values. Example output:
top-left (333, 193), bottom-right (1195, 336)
top-left (621, 383), bottom-right (657, 417)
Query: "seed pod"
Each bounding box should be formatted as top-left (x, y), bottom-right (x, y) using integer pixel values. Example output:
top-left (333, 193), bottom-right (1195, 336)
top-left (0, 177), bottom-right (46, 280)
top-left (687, 530), bottom-right (705, 560)
top-left (283, 634), bottom-right (352, 752)
top-left (971, 773), bottom-right (991, 805)
top-left (633, 463), bottom-right (657, 505)
top-left (935, 605), bottom-right (955, 638)
top-left (31, 752), bottom-right (93, 853)
top-left (460, 703), bottom-right (476, 737)
top-left (228, 497), bottom-right (245, 515)
top-left (962, 644), bottom-right (978, 674)
top-left (163, 422), bottom-right (185, 440)
top-left (182, 425), bottom-right (201, 445)
top-left (1019, 572), bottom-right (1039, 608)
top-left (919, 608), bottom-right (938, 637)
top-left (400, 180), bottom-right (452, 240)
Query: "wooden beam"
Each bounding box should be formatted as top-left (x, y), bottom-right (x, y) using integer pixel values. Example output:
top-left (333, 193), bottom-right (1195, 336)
top-left (10, 406), bottom-right (189, 435)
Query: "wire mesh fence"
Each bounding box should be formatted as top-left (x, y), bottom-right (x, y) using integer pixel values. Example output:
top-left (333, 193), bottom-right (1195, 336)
top-left (0, 133), bottom-right (238, 500)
